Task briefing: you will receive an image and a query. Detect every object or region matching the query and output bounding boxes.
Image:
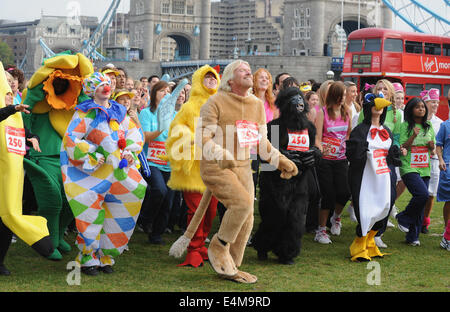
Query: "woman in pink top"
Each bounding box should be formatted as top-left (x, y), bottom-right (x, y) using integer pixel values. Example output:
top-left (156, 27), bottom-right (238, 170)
top-left (249, 68), bottom-right (278, 200)
top-left (314, 81), bottom-right (352, 244)
top-left (253, 68), bottom-right (278, 123)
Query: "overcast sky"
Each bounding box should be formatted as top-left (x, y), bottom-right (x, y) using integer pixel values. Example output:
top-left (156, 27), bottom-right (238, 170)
top-left (0, 0), bottom-right (447, 34)
top-left (0, 0), bottom-right (131, 22)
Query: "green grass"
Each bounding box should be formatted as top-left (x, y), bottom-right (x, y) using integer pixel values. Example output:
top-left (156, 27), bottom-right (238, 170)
top-left (1, 191), bottom-right (449, 292)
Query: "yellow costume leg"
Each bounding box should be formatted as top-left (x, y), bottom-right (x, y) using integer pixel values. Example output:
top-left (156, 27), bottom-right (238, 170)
top-left (0, 61), bottom-right (53, 257)
top-left (366, 230), bottom-right (384, 258)
top-left (0, 111), bottom-right (53, 257)
top-left (349, 235), bottom-right (371, 262)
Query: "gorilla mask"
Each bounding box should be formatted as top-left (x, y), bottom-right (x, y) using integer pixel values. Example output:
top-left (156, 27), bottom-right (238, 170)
top-left (288, 94), bottom-right (305, 113)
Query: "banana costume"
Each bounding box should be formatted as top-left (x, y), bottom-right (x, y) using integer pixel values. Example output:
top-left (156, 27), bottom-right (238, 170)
top-left (164, 65), bottom-right (220, 267)
top-left (0, 61), bottom-right (54, 257)
top-left (22, 52), bottom-right (94, 260)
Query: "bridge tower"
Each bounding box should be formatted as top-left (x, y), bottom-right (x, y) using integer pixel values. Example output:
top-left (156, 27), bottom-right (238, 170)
top-left (128, 0), bottom-right (211, 63)
top-left (283, 0), bottom-right (392, 57)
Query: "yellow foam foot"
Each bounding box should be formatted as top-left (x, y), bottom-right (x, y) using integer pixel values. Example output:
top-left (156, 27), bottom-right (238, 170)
top-left (350, 235), bottom-right (371, 262)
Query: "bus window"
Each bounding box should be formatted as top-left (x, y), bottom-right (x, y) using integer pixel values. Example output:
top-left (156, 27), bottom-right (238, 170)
top-left (424, 43), bottom-right (441, 56)
top-left (384, 38), bottom-right (403, 52)
top-left (347, 40), bottom-right (363, 52)
top-left (365, 39), bottom-right (381, 52)
top-left (343, 77), bottom-right (357, 83)
top-left (444, 44), bottom-right (450, 57)
top-left (405, 41), bottom-right (423, 54)
top-left (425, 84), bottom-right (441, 92)
top-left (444, 85), bottom-right (450, 98)
top-left (405, 83), bottom-right (423, 96)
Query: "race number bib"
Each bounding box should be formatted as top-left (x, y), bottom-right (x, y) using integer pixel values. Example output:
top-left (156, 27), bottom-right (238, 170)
top-left (411, 146), bottom-right (429, 168)
top-left (373, 149), bottom-right (390, 175)
top-left (5, 126), bottom-right (26, 156)
top-left (236, 120), bottom-right (260, 147)
top-left (322, 137), bottom-right (341, 160)
top-left (147, 141), bottom-right (167, 166)
top-left (287, 129), bottom-right (309, 151)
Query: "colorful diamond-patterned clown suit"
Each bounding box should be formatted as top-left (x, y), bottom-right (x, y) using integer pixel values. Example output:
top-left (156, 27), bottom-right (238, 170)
top-left (61, 98), bottom-right (147, 268)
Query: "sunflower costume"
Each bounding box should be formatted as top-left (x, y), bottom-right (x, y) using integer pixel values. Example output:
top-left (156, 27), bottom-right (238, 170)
top-left (21, 52), bottom-right (94, 260)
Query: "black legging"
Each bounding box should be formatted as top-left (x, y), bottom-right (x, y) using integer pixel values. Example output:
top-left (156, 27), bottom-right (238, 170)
top-left (0, 218), bottom-right (13, 265)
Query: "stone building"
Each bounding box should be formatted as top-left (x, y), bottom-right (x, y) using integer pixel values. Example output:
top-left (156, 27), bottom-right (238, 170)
top-left (210, 0), bottom-right (284, 59)
top-left (282, 0), bottom-right (392, 57)
top-left (0, 15), bottom-right (98, 77)
top-left (128, 0), bottom-right (211, 62)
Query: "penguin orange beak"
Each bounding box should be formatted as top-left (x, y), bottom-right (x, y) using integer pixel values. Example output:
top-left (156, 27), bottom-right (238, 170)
top-left (374, 98), bottom-right (391, 111)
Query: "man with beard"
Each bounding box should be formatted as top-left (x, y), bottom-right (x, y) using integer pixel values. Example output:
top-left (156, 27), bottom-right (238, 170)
top-left (196, 60), bottom-right (298, 283)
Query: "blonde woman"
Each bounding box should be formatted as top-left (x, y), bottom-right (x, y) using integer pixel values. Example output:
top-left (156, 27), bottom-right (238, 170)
top-left (317, 80), bottom-right (334, 108)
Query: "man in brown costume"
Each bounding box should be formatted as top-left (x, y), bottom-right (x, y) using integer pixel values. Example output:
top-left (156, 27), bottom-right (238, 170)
top-left (196, 60), bottom-right (298, 283)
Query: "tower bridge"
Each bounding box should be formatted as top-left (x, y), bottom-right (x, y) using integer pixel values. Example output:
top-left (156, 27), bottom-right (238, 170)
top-left (3, 1), bottom-right (448, 81)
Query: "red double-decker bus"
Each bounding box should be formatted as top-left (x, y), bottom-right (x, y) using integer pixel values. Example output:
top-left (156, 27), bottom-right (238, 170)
top-left (341, 27), bottom-right (450, 120)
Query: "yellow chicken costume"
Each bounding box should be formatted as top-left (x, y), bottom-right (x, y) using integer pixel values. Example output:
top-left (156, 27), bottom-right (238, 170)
top-left (0, 61), bottom-right (54, 260)
top-left (169, 60), bottom-right (298, 284)
top-left (165, 65), bottom-right (220, 267)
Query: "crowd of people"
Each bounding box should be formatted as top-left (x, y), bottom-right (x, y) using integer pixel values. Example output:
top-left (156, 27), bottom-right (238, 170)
top-left (0, 58), bottom-right (449, 282)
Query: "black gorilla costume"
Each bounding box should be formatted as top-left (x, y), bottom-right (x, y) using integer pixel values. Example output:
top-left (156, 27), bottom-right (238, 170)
top-left (252, 87), bottom-right (321, 264)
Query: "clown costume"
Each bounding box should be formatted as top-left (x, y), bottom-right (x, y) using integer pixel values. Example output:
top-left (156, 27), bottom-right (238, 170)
top-left (61, 72), bottom-right (147, 275)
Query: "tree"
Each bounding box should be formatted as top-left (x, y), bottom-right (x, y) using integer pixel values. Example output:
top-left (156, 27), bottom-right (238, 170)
top-left (0, 40), bottom-right (15, 65)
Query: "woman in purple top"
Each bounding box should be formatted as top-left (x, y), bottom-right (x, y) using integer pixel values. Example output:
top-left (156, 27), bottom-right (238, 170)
top-left (314, 81), bottom-right (352, 244)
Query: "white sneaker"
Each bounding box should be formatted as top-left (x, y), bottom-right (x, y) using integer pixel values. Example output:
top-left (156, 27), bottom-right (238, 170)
top-left (396, 216), bottom-right (409, 233)
top-left (374, 236), bottom-right (388, 248)
top-left (390, 205), bottom-right (398, 218)
top-left (330, 215), bottom-right (342, 236)
top-left (314, 229), bottom-right (332, 244)
top-left (407, 240), bottom-right (420, 246)
top-left (440, 237), bottom-right (450, 251)
top-left (11, 235), bottom-right (17, 244)
top-left (387, 220), bottom-right (395, 228)
top-left (347, 204), bottom-right (357, 223)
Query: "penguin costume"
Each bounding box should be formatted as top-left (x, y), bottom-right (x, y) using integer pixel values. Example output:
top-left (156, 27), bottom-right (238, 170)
top-left (252, 87), bottom-right (321, 264)
top-left (346, 93), bottom-right (401, 261)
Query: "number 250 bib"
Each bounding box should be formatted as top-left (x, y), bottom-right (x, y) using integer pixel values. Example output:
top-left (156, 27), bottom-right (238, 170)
top-left (410, 146), bottom-right (429, 168)
top-left (287, 129), bottom-right (309, 151)
top-left (147, 141), bottom-right (167, 166)
top-left (236, 120), bottom-right (260, 147)
top-left (5, 126), bottom-right (26, 156)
